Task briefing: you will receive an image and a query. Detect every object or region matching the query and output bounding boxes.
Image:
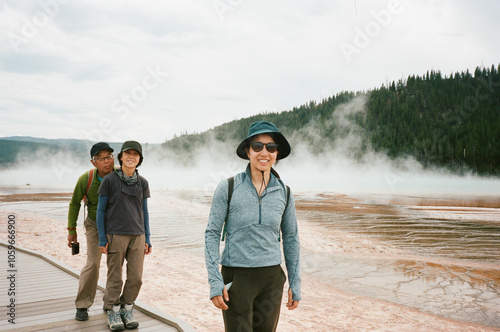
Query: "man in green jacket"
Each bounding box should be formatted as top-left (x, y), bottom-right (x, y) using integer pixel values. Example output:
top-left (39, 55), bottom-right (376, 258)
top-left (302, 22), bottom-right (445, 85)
top-left (68, 142), bottom-right (115, 321)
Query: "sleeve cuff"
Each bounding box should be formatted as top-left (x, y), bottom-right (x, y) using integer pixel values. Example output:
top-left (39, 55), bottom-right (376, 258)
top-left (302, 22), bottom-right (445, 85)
top-left (209, 282), bottom-right (225, 299)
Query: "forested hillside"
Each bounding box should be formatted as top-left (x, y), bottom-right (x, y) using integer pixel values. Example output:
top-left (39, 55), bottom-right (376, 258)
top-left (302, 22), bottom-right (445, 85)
top-left (367, 65), bottom-right (500, 175)
top-left (0, 139), bottom-right (63, 166)
top-left (162, 64), bottom-right (500, 175)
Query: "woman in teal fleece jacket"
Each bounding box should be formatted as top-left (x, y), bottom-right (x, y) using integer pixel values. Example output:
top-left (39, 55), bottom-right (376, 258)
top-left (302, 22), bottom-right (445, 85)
top-left (205, 121), bottom-right (301, 332)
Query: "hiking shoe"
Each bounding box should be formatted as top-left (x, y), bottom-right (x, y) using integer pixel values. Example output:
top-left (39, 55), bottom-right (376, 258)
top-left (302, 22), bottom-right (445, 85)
top-left (75, 308), bottom-right (88, 321)
top-left (120, 304), bottom-right (139, 329)
top-left (107, 305), bottom-right (124, 331)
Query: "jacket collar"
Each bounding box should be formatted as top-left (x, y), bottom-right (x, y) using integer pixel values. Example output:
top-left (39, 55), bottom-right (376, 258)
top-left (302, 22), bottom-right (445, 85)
top-left (244, 164), bottom-right (279, 187)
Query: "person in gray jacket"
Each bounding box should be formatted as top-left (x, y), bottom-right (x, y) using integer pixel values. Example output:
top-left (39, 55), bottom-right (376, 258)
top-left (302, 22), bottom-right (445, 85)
top-left (205, 121), bottom-right (301, 332)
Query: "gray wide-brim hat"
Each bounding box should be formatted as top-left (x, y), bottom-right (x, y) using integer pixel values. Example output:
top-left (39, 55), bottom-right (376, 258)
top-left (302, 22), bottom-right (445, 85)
top-left (236, 121), bottom-right (291, 160)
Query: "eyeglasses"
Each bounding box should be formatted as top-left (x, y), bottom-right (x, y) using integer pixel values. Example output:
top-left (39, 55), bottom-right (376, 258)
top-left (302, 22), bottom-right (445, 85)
top-left (250, 142), bottom-right (279, 153)
top-left (93, 155), bottom-right (114, 162)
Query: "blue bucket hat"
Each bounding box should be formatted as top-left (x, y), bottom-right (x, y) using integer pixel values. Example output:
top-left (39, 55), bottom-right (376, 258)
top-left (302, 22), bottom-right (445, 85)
top-left (236, 121), bottom-right (291, 160)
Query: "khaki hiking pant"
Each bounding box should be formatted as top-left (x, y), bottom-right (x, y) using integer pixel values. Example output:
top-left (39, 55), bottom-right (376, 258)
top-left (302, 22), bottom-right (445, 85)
top-left (103, 234), bottom-right (145, 310)
top-left (75, 217), bottom-right (102, 309)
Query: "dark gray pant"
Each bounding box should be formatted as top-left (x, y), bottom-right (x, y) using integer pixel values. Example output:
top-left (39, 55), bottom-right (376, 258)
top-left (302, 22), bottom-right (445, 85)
top-left (221, 265), bottom-right (286, 332)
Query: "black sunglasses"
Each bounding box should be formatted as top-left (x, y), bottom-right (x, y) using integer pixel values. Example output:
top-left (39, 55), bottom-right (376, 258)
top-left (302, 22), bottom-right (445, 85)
top-left (250, 142), bottom-right (279, 153)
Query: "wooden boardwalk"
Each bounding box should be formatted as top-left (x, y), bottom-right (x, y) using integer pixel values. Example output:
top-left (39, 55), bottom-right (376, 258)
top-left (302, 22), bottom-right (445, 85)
top-left (0, 243), bottom-right (194, 332)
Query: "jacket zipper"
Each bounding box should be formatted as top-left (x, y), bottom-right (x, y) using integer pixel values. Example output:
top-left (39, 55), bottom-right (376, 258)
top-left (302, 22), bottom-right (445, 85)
top-left (258, 195), bottom-right (262, 224)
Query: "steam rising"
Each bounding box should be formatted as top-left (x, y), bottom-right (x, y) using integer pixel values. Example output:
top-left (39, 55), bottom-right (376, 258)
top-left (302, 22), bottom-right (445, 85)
top-left (1, 95), bottom-right (499, 197)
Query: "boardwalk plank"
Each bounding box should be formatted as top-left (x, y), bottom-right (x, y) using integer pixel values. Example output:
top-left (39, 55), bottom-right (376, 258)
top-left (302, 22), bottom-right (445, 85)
top-left (0, 243), bottom-right (192, 332)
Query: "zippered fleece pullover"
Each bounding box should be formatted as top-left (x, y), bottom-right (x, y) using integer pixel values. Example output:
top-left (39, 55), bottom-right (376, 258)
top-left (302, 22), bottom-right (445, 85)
top-left (205, 165), bottom-right (301, 301)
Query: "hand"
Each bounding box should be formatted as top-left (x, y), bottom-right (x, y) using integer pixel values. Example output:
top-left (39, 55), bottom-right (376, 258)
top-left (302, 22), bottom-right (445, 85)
top-left (286, 288), bottom-right (299, 310)
top-left (211, 286), bottom-right (229, 310)
top-left (145, 243), bottom-right (152, 255)
top-left (67, 234), bottom-right (77, 247)
top-left (99, 243), bottom-right (108, 254)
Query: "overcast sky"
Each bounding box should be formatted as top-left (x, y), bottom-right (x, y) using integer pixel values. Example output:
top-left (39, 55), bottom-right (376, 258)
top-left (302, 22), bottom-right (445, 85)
top-left (1, 0), bottom-right (499, 144)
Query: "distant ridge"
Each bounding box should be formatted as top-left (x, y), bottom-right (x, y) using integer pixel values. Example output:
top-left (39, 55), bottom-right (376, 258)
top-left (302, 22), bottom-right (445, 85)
top-left (0, 137), bottom-right (154, 168)
top-left (0, 136), bottom-right (91, 144)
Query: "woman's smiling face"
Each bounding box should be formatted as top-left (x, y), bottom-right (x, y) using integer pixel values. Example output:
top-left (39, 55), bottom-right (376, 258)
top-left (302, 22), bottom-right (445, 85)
top-left (246, 134), bottom-right (278, 173)
top-left (120, 149), bottom-right (140, 169)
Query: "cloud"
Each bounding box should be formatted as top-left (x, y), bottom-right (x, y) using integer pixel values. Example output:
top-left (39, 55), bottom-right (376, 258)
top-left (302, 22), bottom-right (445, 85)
top-left (0, 0), bottom-right (499, 143)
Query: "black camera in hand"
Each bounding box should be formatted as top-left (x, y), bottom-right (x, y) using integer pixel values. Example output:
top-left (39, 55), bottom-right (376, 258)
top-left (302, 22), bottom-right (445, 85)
top-left (71, 242), bottom-right (80, 255)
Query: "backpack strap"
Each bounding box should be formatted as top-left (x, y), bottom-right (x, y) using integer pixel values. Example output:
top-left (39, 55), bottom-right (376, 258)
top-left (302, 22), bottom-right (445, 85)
top-left (83, 168), bottom-right (95, 206)
top-left (221, 176), bottom-right (234, 241)
top-left (270, 167), bottom-right (280, 179)
top-left (278, 185), bottom-right (290, 242)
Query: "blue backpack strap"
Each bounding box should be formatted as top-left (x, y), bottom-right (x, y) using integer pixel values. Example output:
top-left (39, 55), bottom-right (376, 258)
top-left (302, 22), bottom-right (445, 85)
top-left (221, 177), bottom-right (234, 241)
